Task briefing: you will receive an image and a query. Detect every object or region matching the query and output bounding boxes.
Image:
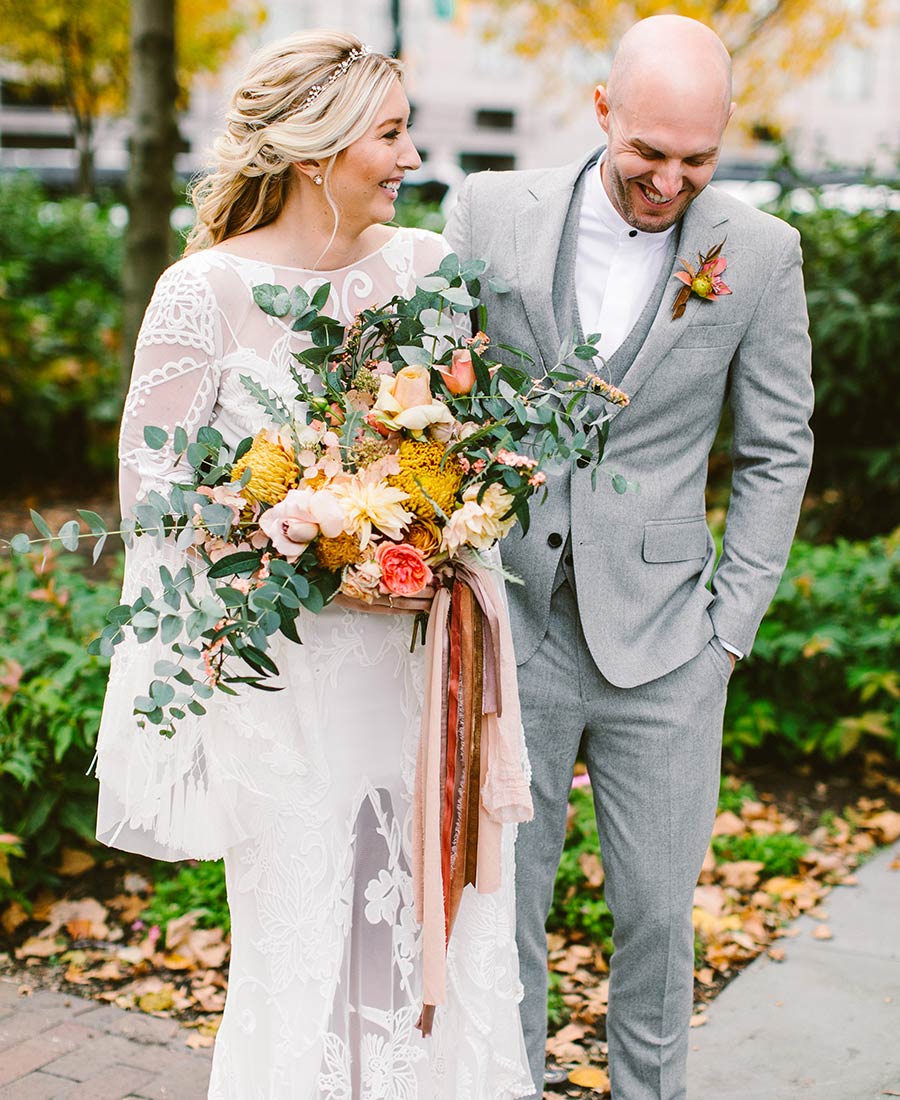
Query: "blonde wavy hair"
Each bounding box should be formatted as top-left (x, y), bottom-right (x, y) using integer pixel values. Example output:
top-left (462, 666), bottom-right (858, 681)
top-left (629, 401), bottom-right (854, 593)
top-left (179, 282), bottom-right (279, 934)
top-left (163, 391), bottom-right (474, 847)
top-left (184, 31), bottom-right (403, 255)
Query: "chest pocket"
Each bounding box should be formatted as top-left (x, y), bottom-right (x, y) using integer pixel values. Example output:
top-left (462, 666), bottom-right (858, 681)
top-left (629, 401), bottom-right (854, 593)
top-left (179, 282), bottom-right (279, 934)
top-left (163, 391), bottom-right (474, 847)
top-left (670, 321), bottom-right (742, 352)
top-left (643, 516), bottom-right (709, 563)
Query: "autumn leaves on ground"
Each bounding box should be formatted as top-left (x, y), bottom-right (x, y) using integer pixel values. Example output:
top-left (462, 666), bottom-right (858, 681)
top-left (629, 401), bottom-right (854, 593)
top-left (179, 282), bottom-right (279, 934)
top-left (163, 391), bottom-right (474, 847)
top-left (1, 757), bottom-right (898, 1097)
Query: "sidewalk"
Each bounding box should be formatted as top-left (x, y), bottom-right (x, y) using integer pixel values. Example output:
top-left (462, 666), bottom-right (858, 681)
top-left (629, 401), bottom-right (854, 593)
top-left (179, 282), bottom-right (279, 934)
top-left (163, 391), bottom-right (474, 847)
top-left (2, 845), bottom-right (897, 1099)
top-left (0, 985), bottom-right (212, 1099)
top-left (688, 842), bottom-right (900, 1100)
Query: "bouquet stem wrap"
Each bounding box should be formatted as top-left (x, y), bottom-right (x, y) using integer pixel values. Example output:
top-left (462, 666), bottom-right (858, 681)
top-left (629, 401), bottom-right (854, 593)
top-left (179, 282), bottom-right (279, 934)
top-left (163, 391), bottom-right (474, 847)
top-left (412, 564), bottom-right (533, 1035)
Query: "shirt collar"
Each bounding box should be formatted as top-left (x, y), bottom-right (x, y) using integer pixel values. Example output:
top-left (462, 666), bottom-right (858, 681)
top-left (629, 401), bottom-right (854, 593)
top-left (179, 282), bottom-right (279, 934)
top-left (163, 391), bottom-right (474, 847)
top-left (586, 154), bottom-right (676, 245)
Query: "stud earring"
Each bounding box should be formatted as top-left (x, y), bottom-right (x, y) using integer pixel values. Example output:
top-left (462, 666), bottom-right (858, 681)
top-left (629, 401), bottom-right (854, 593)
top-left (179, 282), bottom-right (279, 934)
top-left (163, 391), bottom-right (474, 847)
top-left (313, 173), bottom-right (323, 186)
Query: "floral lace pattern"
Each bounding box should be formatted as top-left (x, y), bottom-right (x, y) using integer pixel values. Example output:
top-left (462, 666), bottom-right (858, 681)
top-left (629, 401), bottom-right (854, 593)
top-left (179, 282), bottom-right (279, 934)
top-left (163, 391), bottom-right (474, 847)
top-left (95, 228), bottom-right (533, 1098)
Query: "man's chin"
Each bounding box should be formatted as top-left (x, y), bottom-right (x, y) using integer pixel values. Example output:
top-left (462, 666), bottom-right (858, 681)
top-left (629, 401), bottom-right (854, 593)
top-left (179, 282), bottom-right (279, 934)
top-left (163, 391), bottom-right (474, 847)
top-left (628, 188), bottom-right (692, 232)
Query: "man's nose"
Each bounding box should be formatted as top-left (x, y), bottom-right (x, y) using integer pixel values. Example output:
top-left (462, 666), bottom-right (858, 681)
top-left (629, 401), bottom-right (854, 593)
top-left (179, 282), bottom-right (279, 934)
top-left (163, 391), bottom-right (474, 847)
top-left (652, 161), bottom-right (683, 199)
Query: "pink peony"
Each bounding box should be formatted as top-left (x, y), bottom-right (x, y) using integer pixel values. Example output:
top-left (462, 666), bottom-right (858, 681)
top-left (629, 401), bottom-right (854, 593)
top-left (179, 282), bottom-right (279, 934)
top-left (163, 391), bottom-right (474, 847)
top-left (375, 542), bottom-right (433, 597)
top-left (259, 487), bottom-right (345, 561)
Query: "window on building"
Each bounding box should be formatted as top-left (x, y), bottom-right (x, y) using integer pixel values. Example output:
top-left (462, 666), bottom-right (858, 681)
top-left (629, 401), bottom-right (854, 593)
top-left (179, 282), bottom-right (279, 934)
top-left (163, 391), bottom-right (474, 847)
top-left (474, 109), bottom-right (515, 131)
top-left (1, 80), bottom-right (66, 109)
top-left (0, 131), bottom-right (74, 149)
top-left (459, 152), bottom-right (516, 173)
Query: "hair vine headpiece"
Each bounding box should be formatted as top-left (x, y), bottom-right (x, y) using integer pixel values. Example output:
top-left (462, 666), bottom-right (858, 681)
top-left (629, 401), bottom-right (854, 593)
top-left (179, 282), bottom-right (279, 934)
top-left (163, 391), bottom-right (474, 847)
top-left (301, 45), bottom-right (372, 112)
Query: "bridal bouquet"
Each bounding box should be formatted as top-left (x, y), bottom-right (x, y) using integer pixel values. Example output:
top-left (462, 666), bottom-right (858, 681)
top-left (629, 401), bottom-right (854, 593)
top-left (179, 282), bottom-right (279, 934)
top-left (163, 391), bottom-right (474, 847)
top-left (7, 253), bottom-right (627, 736)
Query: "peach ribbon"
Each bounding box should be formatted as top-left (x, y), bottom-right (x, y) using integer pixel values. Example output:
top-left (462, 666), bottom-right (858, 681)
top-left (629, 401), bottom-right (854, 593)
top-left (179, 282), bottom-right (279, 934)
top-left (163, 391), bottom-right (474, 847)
top-left (411, 563), bottom-right (533, 1035)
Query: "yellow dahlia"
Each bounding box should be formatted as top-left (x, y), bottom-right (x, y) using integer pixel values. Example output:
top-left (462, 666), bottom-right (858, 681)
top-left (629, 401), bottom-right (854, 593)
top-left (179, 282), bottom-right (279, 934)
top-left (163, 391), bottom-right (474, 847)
top-left (388, 439), bottom-right (463, 521)
top-left (315, 531), bottom-right (363, 572)
top-left (230, 431), bottom-right (299, 506)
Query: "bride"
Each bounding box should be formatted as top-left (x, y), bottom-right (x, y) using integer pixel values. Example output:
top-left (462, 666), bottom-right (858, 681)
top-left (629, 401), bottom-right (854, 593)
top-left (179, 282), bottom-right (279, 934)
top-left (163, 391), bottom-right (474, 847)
top-left (93, 29), bottom-right (534, 1100)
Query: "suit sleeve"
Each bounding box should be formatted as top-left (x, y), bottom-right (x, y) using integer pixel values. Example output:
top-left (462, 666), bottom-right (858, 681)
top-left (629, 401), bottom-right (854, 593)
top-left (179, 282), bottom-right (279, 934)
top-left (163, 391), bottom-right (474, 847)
top-left (709, 228), bottom-right (814, 655)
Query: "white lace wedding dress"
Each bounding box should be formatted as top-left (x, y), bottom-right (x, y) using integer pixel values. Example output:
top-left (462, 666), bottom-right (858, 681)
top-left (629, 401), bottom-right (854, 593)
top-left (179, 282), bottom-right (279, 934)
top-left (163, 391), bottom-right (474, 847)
top-left (94, 227), bottom-right (533, 1099)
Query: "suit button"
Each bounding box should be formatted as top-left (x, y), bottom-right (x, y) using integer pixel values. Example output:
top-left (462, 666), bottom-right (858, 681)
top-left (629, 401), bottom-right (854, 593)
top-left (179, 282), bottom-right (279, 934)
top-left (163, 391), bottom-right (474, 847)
top-left (576, 455), bottom-right (590, 469)
top-left (564, 553), bottom-right (573, 566)
top-left (547, 532), bottom-right (563, 549)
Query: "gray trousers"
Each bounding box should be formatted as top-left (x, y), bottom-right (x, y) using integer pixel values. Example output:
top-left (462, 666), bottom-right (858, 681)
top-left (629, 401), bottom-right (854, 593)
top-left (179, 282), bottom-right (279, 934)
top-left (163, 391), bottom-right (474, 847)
top-left (515, 578), bottom-right (729, 1100)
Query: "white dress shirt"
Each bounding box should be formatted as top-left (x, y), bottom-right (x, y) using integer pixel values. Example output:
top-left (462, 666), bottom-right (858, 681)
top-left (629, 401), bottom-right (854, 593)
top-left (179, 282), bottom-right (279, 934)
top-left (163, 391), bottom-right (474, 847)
top-left (575, 157), bottom-right (676, 362)
top-left (574, 159), bottom-right (743, 662)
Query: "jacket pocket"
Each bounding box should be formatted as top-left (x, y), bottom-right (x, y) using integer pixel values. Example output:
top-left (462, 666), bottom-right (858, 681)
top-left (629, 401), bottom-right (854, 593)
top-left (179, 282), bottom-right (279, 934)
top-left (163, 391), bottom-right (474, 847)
top-left (671, 321), bottom-right (742, 351)
top-left (642, 516), bottom-right (709, 563)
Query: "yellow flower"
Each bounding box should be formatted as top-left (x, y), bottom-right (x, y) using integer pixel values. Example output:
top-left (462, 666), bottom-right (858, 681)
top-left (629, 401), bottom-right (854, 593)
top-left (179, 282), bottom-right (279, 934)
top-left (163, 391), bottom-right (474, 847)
top-left (406, 518), bottom-right (442, 561)
top-left (389, 439), bottom-right (463, 520)
top-left (315, 531), bottom-right (363, 572)
top-left (230, 431), bottom-right (299, 506)
top-left (330, 469), bottom-right (412, 548)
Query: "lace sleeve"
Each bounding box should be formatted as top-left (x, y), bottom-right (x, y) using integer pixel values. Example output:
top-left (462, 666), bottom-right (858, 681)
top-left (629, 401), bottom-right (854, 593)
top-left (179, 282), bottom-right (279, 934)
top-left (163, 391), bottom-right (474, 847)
top-left (118, 259), bottom-right (222, 515)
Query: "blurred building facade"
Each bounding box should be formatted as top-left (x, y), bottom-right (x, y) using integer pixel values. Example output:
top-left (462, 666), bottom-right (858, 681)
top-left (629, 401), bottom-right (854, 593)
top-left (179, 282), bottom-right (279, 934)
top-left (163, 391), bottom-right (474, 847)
top-left (1, 0), bottom-right (897, 190)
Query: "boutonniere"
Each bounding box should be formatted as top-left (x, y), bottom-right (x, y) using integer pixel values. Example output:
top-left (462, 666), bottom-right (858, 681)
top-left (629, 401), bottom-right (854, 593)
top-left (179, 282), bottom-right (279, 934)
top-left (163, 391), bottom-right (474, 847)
top-left (671, 239), bottom-right (732, 320)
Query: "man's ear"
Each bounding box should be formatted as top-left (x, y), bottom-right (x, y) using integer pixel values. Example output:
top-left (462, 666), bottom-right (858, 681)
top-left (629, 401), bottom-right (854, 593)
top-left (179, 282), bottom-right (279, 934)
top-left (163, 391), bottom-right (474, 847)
top-left (593, 84), bottom-right (612, 135)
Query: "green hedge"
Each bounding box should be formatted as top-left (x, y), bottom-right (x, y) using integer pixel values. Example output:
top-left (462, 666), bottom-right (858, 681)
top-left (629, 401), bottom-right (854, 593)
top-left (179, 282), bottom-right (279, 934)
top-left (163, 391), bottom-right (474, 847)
top-left (724, 529), bottom-right (899, 760)
top-left (0, 173), bottom-right (123, 487)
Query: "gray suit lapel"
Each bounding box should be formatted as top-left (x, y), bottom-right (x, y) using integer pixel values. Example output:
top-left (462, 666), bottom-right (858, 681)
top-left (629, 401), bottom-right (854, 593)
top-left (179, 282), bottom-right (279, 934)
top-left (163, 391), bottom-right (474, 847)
top-left (515, 148), bottom-right (600, 373)
top-left (604, 193), bottom-right (730, 420)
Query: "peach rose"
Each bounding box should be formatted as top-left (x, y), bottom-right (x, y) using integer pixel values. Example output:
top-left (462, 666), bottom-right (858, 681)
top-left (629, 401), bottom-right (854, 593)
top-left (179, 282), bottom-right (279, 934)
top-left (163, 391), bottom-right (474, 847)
top-left (375, 541), bottom-right (433, 597)
top-left (259, 487), bottom-right (345, 561)
top-left (436, 348), bottom-right (476, 396)
top-left (393, 365), bottom-right (433, 409)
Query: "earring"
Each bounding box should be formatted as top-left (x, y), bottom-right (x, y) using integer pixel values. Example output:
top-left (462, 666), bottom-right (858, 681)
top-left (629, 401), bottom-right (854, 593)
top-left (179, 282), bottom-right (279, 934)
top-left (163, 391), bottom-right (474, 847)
top-left (313, 173), bottom-right (323, 186)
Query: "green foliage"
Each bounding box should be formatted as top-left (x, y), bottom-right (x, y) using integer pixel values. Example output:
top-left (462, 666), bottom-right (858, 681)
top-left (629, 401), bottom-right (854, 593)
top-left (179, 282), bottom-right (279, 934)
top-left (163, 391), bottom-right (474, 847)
top-left (711, 833), bottom-right (809, 878)
top-left (0, 173), bottom-right (123, 486)
top-left (143, 859), bottom-right (230, 933)
top-left (724, 530), bottom-right (900, 762)
top-left (767, 195), bottom-right (899, 540)
top-left (547, 970), bottom-right (567, 1032)
top-left (547, 787), bottom-right (614, 952)
top-left (0, 550), bottom-right (120, 898)
top-left (716, 776), bottom-right (759, 816)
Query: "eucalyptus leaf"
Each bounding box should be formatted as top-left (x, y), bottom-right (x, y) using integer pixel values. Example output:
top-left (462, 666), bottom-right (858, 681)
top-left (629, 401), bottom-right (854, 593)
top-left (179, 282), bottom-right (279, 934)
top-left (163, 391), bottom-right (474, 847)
top-left (143, 425), bottom-right (168, 450)
top-left (30, 509), bottom-right (52, 539)
top-left (10, 533), bottom-right (30, 553)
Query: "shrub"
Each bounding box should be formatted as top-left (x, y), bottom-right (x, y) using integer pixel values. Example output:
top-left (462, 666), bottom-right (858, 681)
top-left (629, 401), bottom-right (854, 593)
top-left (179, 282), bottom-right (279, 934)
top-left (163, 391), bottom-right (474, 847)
top-left (724, 529), bottom-right (900, 761)
top-left (769, 196), bottom-right (900, 540)
top-left (142, 859), bottom-right (229, 933)
top-left (0, 549), bottom-right (120, 899)
top-left (0, 173), bottom-right (123, 488)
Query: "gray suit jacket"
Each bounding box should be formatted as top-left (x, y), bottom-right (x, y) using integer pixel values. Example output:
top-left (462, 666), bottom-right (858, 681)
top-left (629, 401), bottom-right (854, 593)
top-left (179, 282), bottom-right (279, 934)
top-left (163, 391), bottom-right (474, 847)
top-left (444, 150), bottom-right (814, 688)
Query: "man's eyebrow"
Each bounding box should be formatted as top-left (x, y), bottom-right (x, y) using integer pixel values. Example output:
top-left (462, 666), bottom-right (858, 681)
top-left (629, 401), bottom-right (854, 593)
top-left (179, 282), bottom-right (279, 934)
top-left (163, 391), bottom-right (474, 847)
top-left (631, 138), bottom-right (718, 160)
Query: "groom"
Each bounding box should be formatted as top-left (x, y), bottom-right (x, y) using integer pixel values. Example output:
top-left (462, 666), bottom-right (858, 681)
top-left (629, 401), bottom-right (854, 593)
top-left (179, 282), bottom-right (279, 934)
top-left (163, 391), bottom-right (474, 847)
top-left (445, 15), bottom-right (813, 1100)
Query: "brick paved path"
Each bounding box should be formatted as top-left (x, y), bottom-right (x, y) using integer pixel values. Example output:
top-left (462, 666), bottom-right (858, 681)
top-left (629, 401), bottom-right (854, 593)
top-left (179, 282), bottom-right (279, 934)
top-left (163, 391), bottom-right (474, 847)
top-left (0, 979), bottom-right (212, 1099)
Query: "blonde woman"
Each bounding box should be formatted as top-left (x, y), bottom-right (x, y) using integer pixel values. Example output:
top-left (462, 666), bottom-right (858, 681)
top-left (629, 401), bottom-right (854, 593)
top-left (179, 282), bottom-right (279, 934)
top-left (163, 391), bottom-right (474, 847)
top-left (93, 30), bottom-right (533, 1100)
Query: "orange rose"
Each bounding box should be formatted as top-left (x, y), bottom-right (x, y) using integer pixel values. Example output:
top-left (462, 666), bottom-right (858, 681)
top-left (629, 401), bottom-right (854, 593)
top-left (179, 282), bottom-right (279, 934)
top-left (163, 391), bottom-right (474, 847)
top-left (393, 365), bottom-right (433, 409)
top-left (375, 541), bottom-right (433, 597)
top-left (436, 348), bottom-right (476, 395)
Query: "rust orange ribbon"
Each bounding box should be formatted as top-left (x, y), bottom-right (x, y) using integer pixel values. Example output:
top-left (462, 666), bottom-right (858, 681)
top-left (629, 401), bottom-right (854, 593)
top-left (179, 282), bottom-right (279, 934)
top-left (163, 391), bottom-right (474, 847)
top-left (412, 565), bottom-right (533, 1037)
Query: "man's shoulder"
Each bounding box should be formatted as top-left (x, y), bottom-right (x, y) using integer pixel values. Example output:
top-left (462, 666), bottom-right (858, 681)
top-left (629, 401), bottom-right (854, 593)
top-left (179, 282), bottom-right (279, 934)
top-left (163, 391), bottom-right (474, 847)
top-left (699, 185), bottom-right (799, 247)
top-left (461, 153), bottom-right (594, 208)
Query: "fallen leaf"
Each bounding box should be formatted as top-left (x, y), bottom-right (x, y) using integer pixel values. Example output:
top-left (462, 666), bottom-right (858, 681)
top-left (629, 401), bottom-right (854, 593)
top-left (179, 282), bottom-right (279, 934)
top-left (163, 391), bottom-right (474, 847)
top-left (139, 987), bottom-right (175, 1013)
top-left (719, 860), bottom-right (765, 890)
top-left (712, 811), bottom-right (745, 837)
top-left (567, 1066), bottom-right (610, 1090)
top-left (56, 847), bottom-right (96, 876)
top-left (124, 872), bottom-right (152, 894)
top-left (16, 935), bottom-right (64, 959)
top-left (185, 1030), bottom-right (216, 1049)
top-left (693, 885), bottom-right (725, 916)
top-left (689, 1013), bottom-right (708, 1028)
top-left (864, 811), bottom-right (900, 845)
top-left (105, 893), bottom-right (150, 923)
top-left (579, 852), bottom-right (604, 888)
top-left (767, 948), bottom-right (786, 962)
top-left (1, 901), bottom-right (30, 935)
top-left (812, 925), bottom-right (833, 941)
top-left (43, 898), bottom-right (110, 942)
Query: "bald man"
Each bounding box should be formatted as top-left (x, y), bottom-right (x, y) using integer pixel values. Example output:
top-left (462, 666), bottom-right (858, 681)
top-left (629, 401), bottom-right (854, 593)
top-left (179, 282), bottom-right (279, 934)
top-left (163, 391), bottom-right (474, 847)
top-left (445, 16), bottom-right (813, 1100)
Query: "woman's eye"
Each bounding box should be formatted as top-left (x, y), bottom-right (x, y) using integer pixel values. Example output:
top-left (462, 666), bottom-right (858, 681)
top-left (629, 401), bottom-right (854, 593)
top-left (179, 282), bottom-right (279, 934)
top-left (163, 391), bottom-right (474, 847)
top-left (383, 129), bottom-right (400, 141)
